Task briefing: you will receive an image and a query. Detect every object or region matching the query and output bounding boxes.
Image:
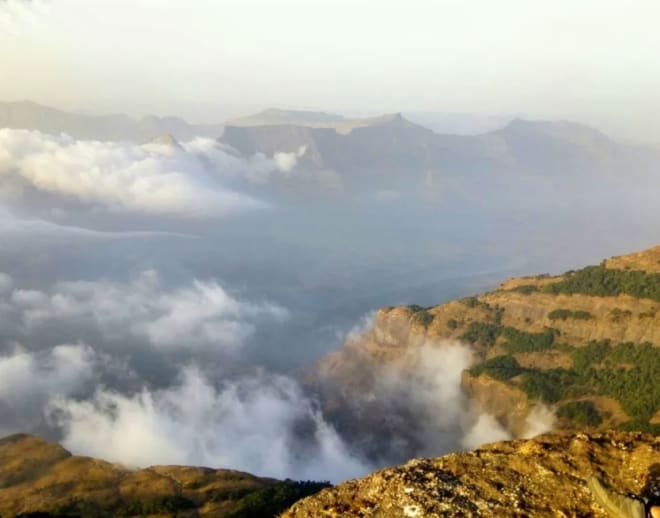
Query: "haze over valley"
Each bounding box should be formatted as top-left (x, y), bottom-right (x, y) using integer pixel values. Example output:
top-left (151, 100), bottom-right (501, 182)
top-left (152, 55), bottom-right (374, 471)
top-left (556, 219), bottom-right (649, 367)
top-left (0, 4), bottom-right (659, 515)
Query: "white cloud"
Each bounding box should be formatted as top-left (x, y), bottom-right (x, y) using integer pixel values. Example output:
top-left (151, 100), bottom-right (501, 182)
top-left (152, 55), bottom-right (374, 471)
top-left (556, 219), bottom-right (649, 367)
top-left (0, 343), bottom-right (98, 436)
top-left (0, 129), bottom-right (266, 218)
top-left (521, 404), bottom-right (556, 438)
top-left (50, 366), bottom-right (370, 482)
top-left (8, 270), bottom-right (287, 351)
top-left (324, 337), bottom-right (513, 464)
top-left (273, 145), bottom-right (307, 173)
top-left (461, 413), bottom-right (510, 450)
top-left (0, 343), bottom-right (97, 401)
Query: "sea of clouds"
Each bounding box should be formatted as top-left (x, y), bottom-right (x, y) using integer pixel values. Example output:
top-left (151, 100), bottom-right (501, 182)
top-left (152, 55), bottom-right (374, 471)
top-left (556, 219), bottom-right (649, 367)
top-left (0, 125), bottom-right (649, 484)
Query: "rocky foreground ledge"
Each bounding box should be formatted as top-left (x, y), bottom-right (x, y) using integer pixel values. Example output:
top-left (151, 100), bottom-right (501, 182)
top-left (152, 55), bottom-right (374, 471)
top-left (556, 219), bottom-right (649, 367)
top-left (283, 431), bottom-right (659, 517)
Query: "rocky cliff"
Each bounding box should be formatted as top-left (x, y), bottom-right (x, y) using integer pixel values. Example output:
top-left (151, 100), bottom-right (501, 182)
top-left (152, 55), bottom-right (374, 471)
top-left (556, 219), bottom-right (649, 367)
top-left (283, 431), bottom-right (660, 517)
top-left (315, 245), bottom-right (660, 442)
top-left (0, 434), bottom-right (328, 517)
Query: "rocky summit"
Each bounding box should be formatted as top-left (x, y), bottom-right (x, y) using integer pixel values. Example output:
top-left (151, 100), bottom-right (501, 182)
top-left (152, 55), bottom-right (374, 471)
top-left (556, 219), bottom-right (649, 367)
top-left (283, 431), bottom-right (660, 517)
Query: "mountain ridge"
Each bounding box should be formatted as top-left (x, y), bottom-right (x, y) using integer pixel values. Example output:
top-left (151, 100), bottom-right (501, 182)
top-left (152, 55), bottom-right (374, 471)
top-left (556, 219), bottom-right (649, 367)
top-left (312, 244), bottom-right (660, 464)
top-left (0, 433), bottom-right (329, 517)
top-left (0, 100), bottom-right (224, 142)
top-left (220, 108), bottom-right (659, 197)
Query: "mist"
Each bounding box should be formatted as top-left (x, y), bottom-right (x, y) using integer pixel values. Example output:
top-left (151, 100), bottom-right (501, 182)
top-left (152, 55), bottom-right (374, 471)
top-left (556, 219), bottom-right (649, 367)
top-left (0, 116), bottom-right (657, 483)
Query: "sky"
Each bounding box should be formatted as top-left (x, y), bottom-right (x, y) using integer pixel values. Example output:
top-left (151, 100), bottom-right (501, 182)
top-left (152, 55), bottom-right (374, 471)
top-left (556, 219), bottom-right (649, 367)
top-left (1, 0), bottom-right (660, 141)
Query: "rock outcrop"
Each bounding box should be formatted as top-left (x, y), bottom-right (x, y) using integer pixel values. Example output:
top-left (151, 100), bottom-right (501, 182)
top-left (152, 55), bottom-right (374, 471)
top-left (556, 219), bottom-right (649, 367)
top-left (283, 431), bottom-right (660, 517)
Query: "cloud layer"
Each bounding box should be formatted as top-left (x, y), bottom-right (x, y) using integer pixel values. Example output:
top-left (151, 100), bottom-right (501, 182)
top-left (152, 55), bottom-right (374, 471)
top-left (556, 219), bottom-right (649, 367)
top-left (317, 329), bottom-right (515, 465)
top-left (1, 269), bottom-right (287, 352)
top-left (0, 343), bottom-right (100, 436)
top-left (0, 129), bottom-right (288, 219)
top-left (50, 366), bottom-right (370, 482)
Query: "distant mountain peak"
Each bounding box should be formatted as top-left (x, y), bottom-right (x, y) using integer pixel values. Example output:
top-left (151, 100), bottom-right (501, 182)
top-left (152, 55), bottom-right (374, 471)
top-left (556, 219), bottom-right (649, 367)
top-left (141, 133), bottom-right (182, 153)
top-left (228, 108), bottom-right (346, 128)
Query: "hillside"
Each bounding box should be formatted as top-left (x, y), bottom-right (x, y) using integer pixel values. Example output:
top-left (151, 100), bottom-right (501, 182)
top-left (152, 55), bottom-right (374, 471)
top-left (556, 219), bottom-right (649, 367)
top-left (0, 434), bottom-right (329, 517)
top-left (315, 245), bottom-right (660, 446)
top-left (283, 431), bottom-right (659, 517)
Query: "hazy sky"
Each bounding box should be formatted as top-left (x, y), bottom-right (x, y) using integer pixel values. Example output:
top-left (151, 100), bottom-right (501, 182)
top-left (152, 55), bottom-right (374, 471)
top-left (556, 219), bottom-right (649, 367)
top-left (1, 0), bottom-right (660, 140)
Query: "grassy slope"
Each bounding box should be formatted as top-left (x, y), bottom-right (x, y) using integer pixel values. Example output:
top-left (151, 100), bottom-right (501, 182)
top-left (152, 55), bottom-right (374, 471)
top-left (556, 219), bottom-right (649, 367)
top-left (0, 434), bottom-right (329, 518)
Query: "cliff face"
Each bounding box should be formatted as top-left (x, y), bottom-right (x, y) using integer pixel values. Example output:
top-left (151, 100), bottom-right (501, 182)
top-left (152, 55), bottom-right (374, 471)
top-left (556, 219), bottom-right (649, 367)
top-left (283, 431), bottom-right (660, 518)
top-left (0, 434), bottom-right (328, 518)
top-left (315, 245), bottom-right (660, 438)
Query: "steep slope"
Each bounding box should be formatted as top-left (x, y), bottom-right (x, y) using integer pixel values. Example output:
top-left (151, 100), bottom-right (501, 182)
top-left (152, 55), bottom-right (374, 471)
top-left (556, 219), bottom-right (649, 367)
top-left (0, 101), bottom-right (223, 142)
top-left (315, 245), bottom-right (660, 444)
top-left (283, 431), bottom-right (659, 517)
top-left (0, 434), bottom-right (328, 517)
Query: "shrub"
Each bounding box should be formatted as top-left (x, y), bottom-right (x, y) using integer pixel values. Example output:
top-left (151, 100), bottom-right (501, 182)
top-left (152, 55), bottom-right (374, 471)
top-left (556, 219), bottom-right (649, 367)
top-left (520, 368), bottom-right (578, 403)
top-left (548, 309), bottom-right (593, 321)
top-left (226, 481), bottom-right (331, 518)
top-left (118, 495), bottom-right (196, 516)
top-left (571, 341), bottom-right (611, 372)
top-left (543, 265), bottom-right (660, 301)
top-left (412, 310), bottom-right (434, 327)
top-left (460, 322), bottom-right (502, 348)
top-left (501, 327), bottom-right (557, 354)
top-left (511, 284), bottom-right (538, 295)
top-left (470, 355), bottom-right (524, 381)
top-left (557, 401), bottom-right (603, 426)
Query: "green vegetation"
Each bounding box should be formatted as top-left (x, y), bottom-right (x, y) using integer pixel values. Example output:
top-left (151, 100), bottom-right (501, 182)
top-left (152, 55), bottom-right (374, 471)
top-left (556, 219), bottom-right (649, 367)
top-left (407, 305), bottom-right (435, 327)
top-left (460, 296), bottom-right (496, 312)
top-left (117, 495), bottom-right (196, 516)
top-left (492, 306), bottom-right (505, 325)
top-left (467, 327), bottom-right (659, 429)
top-left (571, 341), bottom-right (611, 372)
top-left (618, 421), bottom-right (660, 434)
top-left (609, 308), bottom-right (632, 322)
top-left (520, 368), bottom-right (578, 403)
top-left (543, 265), bottom-right (660, 301)
top-left (32, 480), bottom-right (331, 518)
top-left (587, 343), bottom-right (660, 422)
top-left (510, 284), bottom-right (539, 295)
top-left (226, 480), bottom-right (331, 518)
top-left (501, 327), bottom-right (557, 354)
top-left (557, 401), bottom-right (603, 426)
top-left (469, 355), bottom-right (524, 381)
top-left (412, 309), bottom-right (434, 327)
top-left (548, 309), bottom-right (593, 321)
top-left (460, 323), bottom-right (559, 354)
top-left (460, 322), bottom-right (502, 347)
top-left (447, 318), bottom-right (459, 330)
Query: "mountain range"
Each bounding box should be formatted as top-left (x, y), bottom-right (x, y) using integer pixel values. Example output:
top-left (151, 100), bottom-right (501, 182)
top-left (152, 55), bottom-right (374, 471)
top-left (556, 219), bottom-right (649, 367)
top-left (220, 108), bottom-right (660, 200)
top-left (2, 102), bottom-right (658, 202)
top-left (0, 101), bottom-right (224, 142)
